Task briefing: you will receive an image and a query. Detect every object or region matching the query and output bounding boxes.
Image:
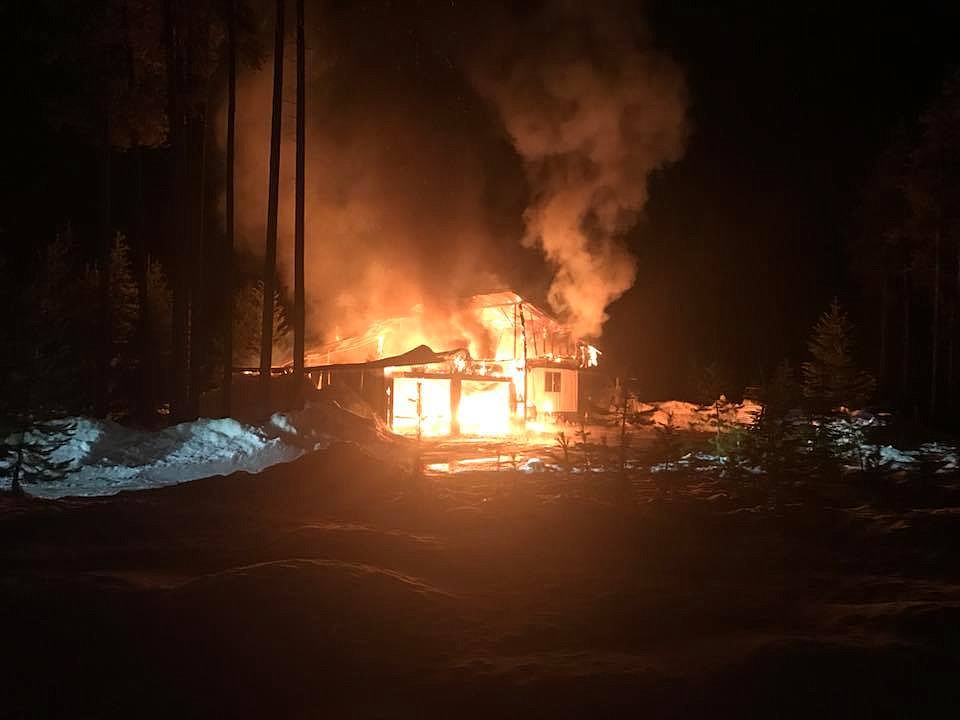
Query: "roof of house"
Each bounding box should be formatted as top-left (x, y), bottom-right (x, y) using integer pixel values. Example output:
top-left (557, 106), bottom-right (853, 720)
top-left (297, 290), bottom-right (572, 369)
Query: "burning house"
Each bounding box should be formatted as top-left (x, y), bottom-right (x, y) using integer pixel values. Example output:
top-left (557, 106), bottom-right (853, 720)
top-left (300, 291), bottom-right (601, 437)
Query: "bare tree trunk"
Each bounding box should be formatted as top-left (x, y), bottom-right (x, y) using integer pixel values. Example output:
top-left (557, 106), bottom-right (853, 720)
top-left (11, 432), bottom-right (25, 496)
top-left (164, 0), bottom-right (189, 424)
top-left (292, 0), bottom-right (306, 400)
top-left (902, 267), bottom-right (911, 400)
top-left (96, 123), bottom-right (112, 418)
top-left (948, 304), bottom-right (955, 406)
top-left (172, 119), bottom-right (190, 422)
top-left (954, 238), bottom-right (960, 404)
top-left (931, 228), bottom-right (940, 415)
top-left (260, 0), bottom-right (285, 415)
top-left (879, 272), bottom-right (888, 390)
top-left (123, 0), bottom-right (151, 424)
top-left (134, 146), bottom-right (152, 423)
top-left (222, 0), bottom-right (236, 418)
top-left (188, 105), bottom-right (209, 418)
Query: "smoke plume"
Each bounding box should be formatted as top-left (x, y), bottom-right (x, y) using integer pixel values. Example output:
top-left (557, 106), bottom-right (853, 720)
top-left (226, 0), bottom-right (686, 350)
top-left (469, 2), bottom-right (688, 338)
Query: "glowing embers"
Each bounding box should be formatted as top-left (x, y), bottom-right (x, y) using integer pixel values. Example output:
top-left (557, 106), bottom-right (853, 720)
top-left (392, 377), bottom-right (452, 437)
top-left (458, 380), bottom-right (512, 436)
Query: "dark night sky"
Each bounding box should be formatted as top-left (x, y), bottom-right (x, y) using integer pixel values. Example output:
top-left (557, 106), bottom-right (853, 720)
top-left (3, 1), bottom-right (960, 397)
top-left (604, 1), bottom-right (960, 395)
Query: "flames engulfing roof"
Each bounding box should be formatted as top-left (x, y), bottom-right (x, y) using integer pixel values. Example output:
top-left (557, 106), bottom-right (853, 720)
top-left (301, 290), bottom-right (579, 369)
top-left (304, 344), bottom-right (461, 372)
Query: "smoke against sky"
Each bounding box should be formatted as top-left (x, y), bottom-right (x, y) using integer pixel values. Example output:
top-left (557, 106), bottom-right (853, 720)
top-left (470, 2), bottom-right (688, 338)
top-left (228, 0), bottom-right (686, 348)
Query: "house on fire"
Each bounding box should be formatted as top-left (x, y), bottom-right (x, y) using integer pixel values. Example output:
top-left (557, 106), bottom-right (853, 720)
top-left (298, 291), bottom-right (602, 437)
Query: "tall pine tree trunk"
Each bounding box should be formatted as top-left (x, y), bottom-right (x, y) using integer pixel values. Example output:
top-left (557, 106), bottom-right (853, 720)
top-left (954, 237), bottom-right (960, 405)
top-left (222, 0), bottom-right (237, 418)
top-left (123, 2), bottom-right (151, 423)
top-left (293, 0), bottom-right (306, 398)
top-left (879, 272), bottom-right (888, 392)
top-left (96, 122), bottom-right (112, 418)
top-left (188, 104), bottom-right (209, 419)
top-left (172, 119), bottom-right (190, 422)
top-left (931, 228), bottom-right (940, 415)
top-left (165, 0), bottom-right (189, 424)
top-left (260, 0), bottom-right (285, 415)
top-left (134, 145), bottom-right (152, 423)
top-left (948, 304), bottom-right (955, 406)
top-left (902, 267), bottom-right (911, 401)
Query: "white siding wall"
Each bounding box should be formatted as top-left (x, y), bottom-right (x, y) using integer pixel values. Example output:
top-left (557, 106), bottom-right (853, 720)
top-left (527, 367), bottom-right (579, 414)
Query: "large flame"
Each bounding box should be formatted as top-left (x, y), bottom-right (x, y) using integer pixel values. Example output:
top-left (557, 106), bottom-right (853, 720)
top-left (458, 380), bottom-right (512, 436)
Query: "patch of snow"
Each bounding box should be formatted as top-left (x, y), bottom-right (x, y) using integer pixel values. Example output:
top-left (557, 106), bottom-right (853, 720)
top-left (270, 412), bottom-right (299, 436)
top-left (18, 416), bottom-right (303, 499)
top-left (11, 389), bottom-right (398, 499)
top-left (917, 443), bottom-right (960, 472)
top-left (878, 445), bottom-right (915, 467)
top-left (518, 458), bottom-right (545, 473)
top-left (651, 451), bottom-right (726, 473)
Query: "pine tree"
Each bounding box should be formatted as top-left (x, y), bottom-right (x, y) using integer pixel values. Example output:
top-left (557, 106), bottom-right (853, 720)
top-left (260, 0), bottom-right (286, 413)
top-left (802, 300), bottom-right (876, 411)
top-left (222, 0), bottom-right (238, 417)
top-left (234, 282), bottom-right (291, 367)
top-left (83, 233), bottom-right (141, 347)
top-left (1, 420), bottom-right (76, 495)
top-left (292, 0), bottom-right (307, 401)
top-left (737, 359), bottom-right (803, 476)
top-left (108, 234), bottom-right (140, 345)
top-left (146, 257), bottom-right (173, 354)
top-left (27, 233), bottom-right (91, 412)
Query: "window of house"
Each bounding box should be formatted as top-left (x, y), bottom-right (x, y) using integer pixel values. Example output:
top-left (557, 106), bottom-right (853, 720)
top-left (545, 371), bottom-right (561, 393)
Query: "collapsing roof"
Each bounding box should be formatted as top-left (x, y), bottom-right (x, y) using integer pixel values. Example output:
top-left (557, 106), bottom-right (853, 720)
top-left (303, 344), bottom-right (462, 372)
top-left (300, 290), bottom-right (584, 369)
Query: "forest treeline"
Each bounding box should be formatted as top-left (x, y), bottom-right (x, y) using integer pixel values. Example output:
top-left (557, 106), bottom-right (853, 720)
top-left (0, 0), bottom-right (307, 431)
top-left (851, 70), bottom-right (960, 421)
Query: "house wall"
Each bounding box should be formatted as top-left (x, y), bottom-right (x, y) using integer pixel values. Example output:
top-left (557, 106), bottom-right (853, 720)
top-left (527, 367), bottom-right (579, 415)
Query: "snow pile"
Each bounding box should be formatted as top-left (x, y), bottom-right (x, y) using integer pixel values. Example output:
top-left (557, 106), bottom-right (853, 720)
top-left (870, 442), bottom-right (960, 472)
top-left (635, 396), bottom-right (761, 431)
top-left (7, 385), bottom-right (402, 499)
top-left (650, 451), bottom-right (728, 474)
top-left (12, 416), bottom-right (304, 499)
top-left (878, 445), bottom-right (915, 466)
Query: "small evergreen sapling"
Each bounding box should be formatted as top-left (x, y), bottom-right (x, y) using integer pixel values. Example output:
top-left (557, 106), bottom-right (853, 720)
top-left (802, 300), bottom-right (876, 412)
top-left (555, 431), bottom-right (572, 475)
top-left (234, 281), bottom-right (292, 367)
top-left (653, 410), bottom-right (684, 470)
top-left (2, 418), bottom-right (76, 494)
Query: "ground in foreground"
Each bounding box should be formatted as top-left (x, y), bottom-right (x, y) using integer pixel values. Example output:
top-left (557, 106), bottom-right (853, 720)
top-left (3, 444), bottom-right (960, 718)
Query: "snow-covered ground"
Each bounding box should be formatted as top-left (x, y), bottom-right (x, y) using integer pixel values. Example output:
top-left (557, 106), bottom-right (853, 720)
top-left (6, 391), bottom-right (959, 497)
top-left (3, 386), bottom-right (406, 498)
top-left (8, 416), bottom-right (304, 499)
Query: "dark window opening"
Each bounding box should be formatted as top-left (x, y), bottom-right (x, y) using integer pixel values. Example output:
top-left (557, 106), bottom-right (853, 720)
top-left (545, 371), bottom-right (561, 393)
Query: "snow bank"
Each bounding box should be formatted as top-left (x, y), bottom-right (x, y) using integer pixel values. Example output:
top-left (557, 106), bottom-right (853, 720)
top-left (7, 386), bottom-right (401, 499)
top-left (11, 416), bottom-right (304, 499)
top-left (637, 396), bottom-right (761, 431)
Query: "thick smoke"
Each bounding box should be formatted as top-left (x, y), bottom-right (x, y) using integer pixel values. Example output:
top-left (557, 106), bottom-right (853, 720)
top-left (229, 1), bottom-right (528, 355)
top-left (226, 1), bottom-right (686, 350)
top-left (470, 3), bottom-right (688, 338)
